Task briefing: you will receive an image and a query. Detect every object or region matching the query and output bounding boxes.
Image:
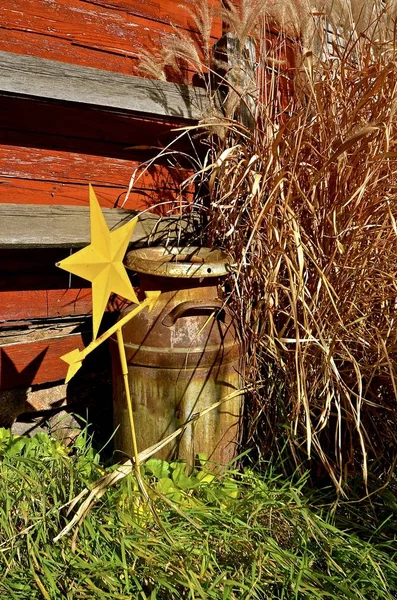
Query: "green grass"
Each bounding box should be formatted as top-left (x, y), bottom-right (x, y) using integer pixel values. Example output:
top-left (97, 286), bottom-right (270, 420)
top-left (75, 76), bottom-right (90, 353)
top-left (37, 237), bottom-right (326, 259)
top-left (0, 428), bottom-right (396, 599)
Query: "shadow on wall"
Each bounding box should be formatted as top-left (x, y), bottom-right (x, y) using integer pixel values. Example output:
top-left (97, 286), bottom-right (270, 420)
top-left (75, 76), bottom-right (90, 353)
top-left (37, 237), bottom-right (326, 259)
top-left (0, 320), bottom-right (115, 457)
top-left (0, 348), bottom-right (48, 427)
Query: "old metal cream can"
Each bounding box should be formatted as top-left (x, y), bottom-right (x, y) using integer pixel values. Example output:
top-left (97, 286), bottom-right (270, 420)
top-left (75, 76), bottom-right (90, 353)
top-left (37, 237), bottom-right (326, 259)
top-left (111, 247), bottom-right (242, 469)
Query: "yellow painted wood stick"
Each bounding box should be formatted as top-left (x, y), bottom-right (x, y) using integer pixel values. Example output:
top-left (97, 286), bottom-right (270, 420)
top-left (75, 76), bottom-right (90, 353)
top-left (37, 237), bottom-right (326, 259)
top-left (60, 290), bottom-right (161, 383)
top-left (116, 326), bottom-right (141, 474)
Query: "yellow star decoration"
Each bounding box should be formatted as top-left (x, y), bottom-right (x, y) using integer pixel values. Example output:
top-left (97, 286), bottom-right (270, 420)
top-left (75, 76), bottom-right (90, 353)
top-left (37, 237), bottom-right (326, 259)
top-left (56, 184), bottom-right (139, 339)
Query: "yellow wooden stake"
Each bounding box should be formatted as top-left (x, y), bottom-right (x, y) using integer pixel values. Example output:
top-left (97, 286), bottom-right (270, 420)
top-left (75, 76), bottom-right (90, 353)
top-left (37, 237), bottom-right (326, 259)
top-left (116, 327), bottom-right (141, 473)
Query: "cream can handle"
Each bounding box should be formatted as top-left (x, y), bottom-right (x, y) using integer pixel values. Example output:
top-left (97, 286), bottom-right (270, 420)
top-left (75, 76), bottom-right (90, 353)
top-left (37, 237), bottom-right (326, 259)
top-left (162, 299), bottom-right (224, 327)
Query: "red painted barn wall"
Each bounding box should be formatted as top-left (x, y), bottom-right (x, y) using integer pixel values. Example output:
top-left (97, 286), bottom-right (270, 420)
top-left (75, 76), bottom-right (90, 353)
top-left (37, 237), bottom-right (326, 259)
top-left (0, 0), bottom-right (222, 212)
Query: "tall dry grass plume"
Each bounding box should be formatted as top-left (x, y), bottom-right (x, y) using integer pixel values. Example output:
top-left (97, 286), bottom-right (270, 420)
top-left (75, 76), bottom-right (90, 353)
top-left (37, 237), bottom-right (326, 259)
top-left (139, 0), bottom-right (397, 491)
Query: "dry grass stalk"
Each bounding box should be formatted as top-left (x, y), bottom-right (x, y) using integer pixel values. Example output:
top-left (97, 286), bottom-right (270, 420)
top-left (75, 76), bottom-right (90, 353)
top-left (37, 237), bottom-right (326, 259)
top-left (139, 1), bottom-right (397, 490)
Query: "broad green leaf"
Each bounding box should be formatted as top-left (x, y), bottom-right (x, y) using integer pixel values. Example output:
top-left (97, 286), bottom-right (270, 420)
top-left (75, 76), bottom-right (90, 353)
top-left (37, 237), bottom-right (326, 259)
top-left (145, 458), bottom-right (170, 479)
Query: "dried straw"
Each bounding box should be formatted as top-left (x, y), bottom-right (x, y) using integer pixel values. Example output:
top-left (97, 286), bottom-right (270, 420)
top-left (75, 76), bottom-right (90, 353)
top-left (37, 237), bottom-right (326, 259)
top-left (140, 1), bottom-right (397, 490)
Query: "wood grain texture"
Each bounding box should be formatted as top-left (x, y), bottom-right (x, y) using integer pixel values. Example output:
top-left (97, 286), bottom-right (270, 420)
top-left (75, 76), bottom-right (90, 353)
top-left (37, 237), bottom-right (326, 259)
top-left (0, 144), bottom-right (190, 210)
top-left (0, 331), bottom-right (86, 389)
top-left (0, 0), bottom-right (222, 76)
top-left (0, 290), bottom-right (92, 322)
top-left (0, 288), bottom-right (135, 322)
top-left (0, 51), bottom-right (207, 120)
top-left (0, 203), bottom-right (194, 248)
top-left (0, 180), bottom-right (131, 209)
top-left (0, 94), bottom-right (193, 210)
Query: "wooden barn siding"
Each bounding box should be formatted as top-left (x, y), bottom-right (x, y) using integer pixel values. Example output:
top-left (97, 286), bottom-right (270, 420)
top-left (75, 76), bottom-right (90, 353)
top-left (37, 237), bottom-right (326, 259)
top-left (0, 139), bottom-right (189, 209)
top-left (1, 331), bottom-right (87, 392)
top-left (0, 0), bottom-right (221, 214)
top-left (1, 241), bottom-right (106, 388)
top-left (0, 201), bottom-right (195, 391)
top-left (0, 90), bottom-right (193, 390)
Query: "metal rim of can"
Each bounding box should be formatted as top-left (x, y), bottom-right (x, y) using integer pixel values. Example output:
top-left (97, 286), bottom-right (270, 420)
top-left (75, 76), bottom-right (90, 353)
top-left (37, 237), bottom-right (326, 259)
top-left (124, 246), bottom-right (231, 278)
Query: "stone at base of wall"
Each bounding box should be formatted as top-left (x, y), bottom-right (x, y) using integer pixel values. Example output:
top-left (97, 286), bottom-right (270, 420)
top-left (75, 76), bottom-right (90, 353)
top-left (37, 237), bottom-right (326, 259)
top-left (11, 410), bottom-right (81, 445)
top-left (0, 382), bottom-right (67, 428)
top-left (2, 382), bottom-right (81, 446)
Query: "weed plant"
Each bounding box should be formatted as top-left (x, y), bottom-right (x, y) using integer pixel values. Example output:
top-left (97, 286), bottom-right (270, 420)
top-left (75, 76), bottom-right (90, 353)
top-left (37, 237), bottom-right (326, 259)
top-left (1, 429), bottom-right (396, 599)
top-left (138, 0), bottom-right (397, 489)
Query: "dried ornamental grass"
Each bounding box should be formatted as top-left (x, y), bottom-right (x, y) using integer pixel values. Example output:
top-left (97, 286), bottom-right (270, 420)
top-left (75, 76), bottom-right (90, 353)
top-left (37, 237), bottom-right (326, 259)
top-left (201, 36), bottom-right (397, 489)
top-left (138, 1), bottom-right (397, 489)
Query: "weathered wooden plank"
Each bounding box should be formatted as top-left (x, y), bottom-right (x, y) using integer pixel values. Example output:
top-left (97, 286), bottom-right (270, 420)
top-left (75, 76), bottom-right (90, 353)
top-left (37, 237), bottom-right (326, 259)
top-left (0, 289), bottom-right (134, 323)
top-left (0, 144), bottom-right (189, 210)
top-left (0, 0), bottom-right (222, 76)
top-left (0, 95), bottom-right (193, 210)
top-left (0, 176), bottom-right (190, 212)
top-left (0, 330), bottom-right (86, 389)
top-left (0, 144), bottom-right (192, 213)
top-left (0, 145), bottom-right (174, 185)
top-left (0, 29), bottom-right (138, 76)
top-left (0, 203), bottom-right (195, 248)
top-left (0, 322), bottom-right (85, 347)
top-left (0, 290), bottom-right (93, 322)
top-left (78, 0), bottom-right (221, 31)
top-left (0, 51), bottom-right (207, 120)
top-left (0, 180), bottom-right (131, 209)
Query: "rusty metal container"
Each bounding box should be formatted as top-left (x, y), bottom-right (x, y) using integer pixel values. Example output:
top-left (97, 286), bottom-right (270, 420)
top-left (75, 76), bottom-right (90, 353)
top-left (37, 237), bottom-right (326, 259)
top-left (111, 247), bottom-right (243, 469)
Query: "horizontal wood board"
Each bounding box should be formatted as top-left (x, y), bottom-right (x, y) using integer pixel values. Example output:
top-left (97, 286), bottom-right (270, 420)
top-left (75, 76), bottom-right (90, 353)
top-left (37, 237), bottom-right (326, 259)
top-left (0, 144), bottom-right (190, 210)
top-left (0, 332), bottom-right (86, 390)
top-left (0, 203), bottom-right (195, 390)
top-left (0, 0), bottom-right (222, 76)
top-left (0, 203), bottom-right (194, 248)
top-left (0, 51), bottom-right (208, 120)
top-left (0, 289), bottom-right (93, 322)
